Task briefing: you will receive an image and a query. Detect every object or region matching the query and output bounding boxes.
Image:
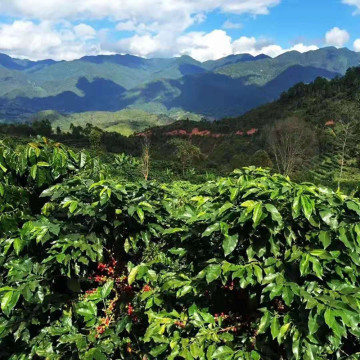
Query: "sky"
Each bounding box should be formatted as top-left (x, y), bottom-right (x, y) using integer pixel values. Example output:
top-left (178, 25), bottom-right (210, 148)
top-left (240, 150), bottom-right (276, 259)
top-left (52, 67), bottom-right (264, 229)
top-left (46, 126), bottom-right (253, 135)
top-left (0, 0), bottom-right (359, 62)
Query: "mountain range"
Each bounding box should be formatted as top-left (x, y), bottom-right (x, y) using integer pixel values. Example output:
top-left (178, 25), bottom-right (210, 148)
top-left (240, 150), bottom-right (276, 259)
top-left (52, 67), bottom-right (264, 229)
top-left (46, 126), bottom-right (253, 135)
top-left (150, 65), bottom-right (360, 136)
top-left (0, 46), bottom-right (359, 126)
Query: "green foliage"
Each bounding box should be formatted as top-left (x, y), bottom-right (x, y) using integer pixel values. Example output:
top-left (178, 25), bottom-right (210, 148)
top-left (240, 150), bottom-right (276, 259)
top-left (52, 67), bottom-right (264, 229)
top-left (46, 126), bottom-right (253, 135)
top-left (169, 138), bottom-right (202, 174)
top-left (250, 150), bottom-right (273, 169)
top-left (2, 140), bottom-right (360, 358)
top-left (32, 119), bottom-right (53, 137)
top-left (112, 153), bottom-right (142, 181)
top-left (89, 128), bottom-right (103, 152)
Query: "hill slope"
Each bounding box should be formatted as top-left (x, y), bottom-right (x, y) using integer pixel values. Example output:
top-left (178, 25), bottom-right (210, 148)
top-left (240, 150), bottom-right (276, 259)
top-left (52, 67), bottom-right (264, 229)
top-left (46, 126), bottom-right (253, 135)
top-left (30, 109), bottom-right (202, 136)
top-left (0, 47), bottom-right (359, 122)
top-left (148, 66), bottom-right (360, 135)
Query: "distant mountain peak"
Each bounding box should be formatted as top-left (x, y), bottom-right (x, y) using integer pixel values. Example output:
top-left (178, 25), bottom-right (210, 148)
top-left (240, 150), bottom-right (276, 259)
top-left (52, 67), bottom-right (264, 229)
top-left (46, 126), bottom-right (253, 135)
top-left (0, 46), bottom-right (360, 123)
top-left (254, 54), bottom-right (270, 60)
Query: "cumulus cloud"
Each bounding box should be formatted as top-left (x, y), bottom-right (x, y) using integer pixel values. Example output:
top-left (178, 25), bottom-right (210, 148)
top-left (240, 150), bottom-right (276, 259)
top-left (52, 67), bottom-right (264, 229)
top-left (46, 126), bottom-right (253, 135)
top-left (0, 21), bottom-right (61, 56)
top-left (0, 1), bottom-right (282, 54)
top-left (0, 20), bottom-right (99, 60)
top-left (74, 24), bottom-right (96, 40)
top-left (116, 21), bottom-right (139, 32)
top-left (231, 38), bottom-right (317, 58)
top-left (177, 30), bottom-right (233, 61)
top-left (342, 0), bottom-right (360, 14)
top-left (0, 0), bottom-right (282, 20)
top-left (0, 15), bottom-right (319, 62)
top-left (290, 43), bottom-right (318, 53)
top-left (116, 34), bottom-right (171, 58)
top-left (114, 30), bottom-right (237, 61)
top-left (220, 0), bottom-right (281, 15)
top-left (354, 39), bottom-right (360, 51)
top-left (0, 0), bottom-right (321, 61)
top-left (325, 27), bottom-right (350, 47)
top-left (112, 29), bottom-right (318, 61)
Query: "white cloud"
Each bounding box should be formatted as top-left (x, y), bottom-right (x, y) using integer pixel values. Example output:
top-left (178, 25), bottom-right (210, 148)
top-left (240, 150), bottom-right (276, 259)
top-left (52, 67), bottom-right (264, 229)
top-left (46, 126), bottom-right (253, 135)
top-left (0, 0), bottom-right (282, 55)
top-left (231, 37), bottom-right (317, 58)
top-left (0, 20), bottom-right (99, 60)
top-left (116, 20), bottom-right (138, 32)
top-left (116, 34), bottom-right (170, 58)
top-left (0, 0), bottom-right (284, 61)
top-left (290, 43), bottom-right (318, 53)
top-left (177, 30), bottom-right (233, 61)
top-left (223, 20), bottom-right (243, 29)
top-left (112, 29), bottom-right (319, 61)
top-left (0, 0), bottom-right (321, 62)
top-left (0, 15), bottom-right (319, 62)
top-left (0, 21), bottom-right (60, 53)
top-left (325, 27), bottom-right (350, 47)
top-left (0, 0), bottom-right (282, 20)
top-left (342, 0), bottom-right (360, 14)
top-left (231, 36), bottom-right (259, 54)
top-left (114, 30), bottom-right (235, 61)
top-left (354, 39), bottom-right (360, 51)
top-left (220, 0), bottom-right (281, 15)
top-left (74, 24), bottom-right (96, 40)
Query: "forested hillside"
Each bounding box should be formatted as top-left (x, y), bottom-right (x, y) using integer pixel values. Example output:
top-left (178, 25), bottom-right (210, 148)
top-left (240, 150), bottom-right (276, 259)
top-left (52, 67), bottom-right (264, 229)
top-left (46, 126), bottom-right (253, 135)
top-left (149, 66), bottom-right (360, 134)
top-left (0, 47), bottom-right (358, 122)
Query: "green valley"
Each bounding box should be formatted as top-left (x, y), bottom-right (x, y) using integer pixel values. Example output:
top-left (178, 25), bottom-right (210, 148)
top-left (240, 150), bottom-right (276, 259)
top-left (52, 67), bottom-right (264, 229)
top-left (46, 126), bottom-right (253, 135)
top-left (29, 109), bottom-right (192, 136)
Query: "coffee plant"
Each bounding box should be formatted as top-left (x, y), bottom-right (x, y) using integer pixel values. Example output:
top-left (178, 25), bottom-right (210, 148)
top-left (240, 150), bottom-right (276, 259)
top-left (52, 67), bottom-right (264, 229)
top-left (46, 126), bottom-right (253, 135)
top-left (1, 139), bottom-right (360, 359)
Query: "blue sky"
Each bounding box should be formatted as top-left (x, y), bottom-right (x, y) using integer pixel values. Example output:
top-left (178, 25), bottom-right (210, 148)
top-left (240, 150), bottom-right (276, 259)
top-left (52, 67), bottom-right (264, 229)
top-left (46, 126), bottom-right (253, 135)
top-left (0, 0), bottom-right (359, 61)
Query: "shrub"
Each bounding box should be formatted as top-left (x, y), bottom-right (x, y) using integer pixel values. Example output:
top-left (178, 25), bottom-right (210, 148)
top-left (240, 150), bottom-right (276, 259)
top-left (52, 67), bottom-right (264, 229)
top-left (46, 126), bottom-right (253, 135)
top-left (1, 140), bottom-right (360, 359)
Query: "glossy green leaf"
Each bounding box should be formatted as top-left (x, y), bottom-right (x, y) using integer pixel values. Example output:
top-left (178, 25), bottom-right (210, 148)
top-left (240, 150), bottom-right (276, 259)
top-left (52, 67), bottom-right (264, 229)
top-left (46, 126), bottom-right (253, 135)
top-left (37, 162), bottom-right (50, 167)
top-left (212, 346), bottom-right (234, 359)
top-left (150, 344), bottom-right (168, 357)
top-left (301, 195), bottom-right (313, 220)
top-left (271, 316), bottom-right (280, 339)
top-left (252, 203), bottom-right (263, 228)
top-left (206, 265), bottom-right (221, 283)
top-left (1, 291), bottom-right (20, 316)
top-left (202, 223), bottom-right (220, 237)
top-left (278, 323), bottom-right (291, 344)
top-left (258, 311), bottom-right (271, 334)
top-left (223, 234), bottom-right (238, 257)
top-left (101, 281), bottom-right (113, 299)
top-left (30, 165), bottom-right (37, 179)
top-left (319, 231), bottom-right (331, 249)
top-left (136, 207), bottom-right (145, 223)
top-left (128, 266), bottom-right (139, 285)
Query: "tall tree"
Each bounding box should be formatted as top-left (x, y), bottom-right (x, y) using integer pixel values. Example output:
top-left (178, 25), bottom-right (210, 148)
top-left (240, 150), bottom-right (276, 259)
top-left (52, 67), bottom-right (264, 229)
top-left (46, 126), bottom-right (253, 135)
top-left (266, 118), bottom-right (318, 176)
top-left (141, 136), bottom-right (151, 181)
top-left (32, 119), bottom-right (52, 136)
top-left (89, 128), bottom-right (103, 152)
top-left (169, 138), bottom-right (201, 175)
top-left (331, 107), bottom-right (359, 191)
top-left (251, 150), bottom-right (273, 168)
